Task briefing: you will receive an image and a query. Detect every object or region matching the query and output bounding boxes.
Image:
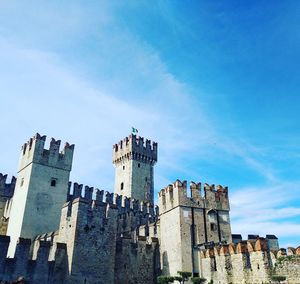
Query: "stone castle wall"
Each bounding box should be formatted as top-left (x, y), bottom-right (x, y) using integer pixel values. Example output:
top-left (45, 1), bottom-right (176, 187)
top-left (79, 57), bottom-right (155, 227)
top-left (200, 238), bottom-right (300, 284)
top-left (0, 186), bottom-right (160, 284)
top-left (272, 247), bottom-right (300, 284)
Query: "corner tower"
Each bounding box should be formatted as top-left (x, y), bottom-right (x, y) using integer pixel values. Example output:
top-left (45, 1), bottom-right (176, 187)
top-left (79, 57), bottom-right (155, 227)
top-left (112, 134), bottom-right (157, 205)
top-left (7, 133), bottom-right (74, 256)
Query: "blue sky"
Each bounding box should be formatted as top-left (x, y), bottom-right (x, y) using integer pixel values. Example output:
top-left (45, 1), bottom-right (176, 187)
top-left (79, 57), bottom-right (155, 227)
top-left (0, 1), bottom-right (299, 248)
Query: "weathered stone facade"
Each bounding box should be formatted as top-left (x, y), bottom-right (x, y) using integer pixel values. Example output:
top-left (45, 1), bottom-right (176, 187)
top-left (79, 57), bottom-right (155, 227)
top-left (0, 133), bottom-right (298, 283)
top-left (200, 239), bottom-right (300, 284)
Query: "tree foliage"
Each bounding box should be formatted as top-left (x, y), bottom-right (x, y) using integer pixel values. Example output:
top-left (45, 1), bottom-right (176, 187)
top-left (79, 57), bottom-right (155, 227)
top-left (177, 271), bottom-right (192, 283)
top-left (157, 276), bottom-right (175, 284)
top-left (271, 275), bottom-right (287, 283)
top-left (191, 277), bottom-right (206, 284)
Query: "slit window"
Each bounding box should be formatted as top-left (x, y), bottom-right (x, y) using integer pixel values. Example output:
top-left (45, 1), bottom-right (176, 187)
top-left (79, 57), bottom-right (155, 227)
top-left (20, 178), bottom-right (24, 187)
top-left (120, 182), bottom-right (124, 190)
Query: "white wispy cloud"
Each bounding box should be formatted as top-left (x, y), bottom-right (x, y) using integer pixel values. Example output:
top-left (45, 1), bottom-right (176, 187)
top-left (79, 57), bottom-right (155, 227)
top-left (230, 181), bottom-right (300, 247)
top-left (0, 1), bottom-right (299, 249)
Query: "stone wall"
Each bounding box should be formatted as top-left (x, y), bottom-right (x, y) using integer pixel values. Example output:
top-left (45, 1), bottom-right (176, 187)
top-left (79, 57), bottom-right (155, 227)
top-left (200, 238), bottom-right (300, 284)
top-left (115, 236), bottom-right (159, 284)
top-left (272, 247), bottom-right (300, 284)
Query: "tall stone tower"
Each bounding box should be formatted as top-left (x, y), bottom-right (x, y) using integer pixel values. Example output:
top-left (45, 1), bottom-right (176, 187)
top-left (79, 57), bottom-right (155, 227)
top-left (112, 134), bottom-right (157, 205)
top-left (6, 133), bottom-right (74, 256)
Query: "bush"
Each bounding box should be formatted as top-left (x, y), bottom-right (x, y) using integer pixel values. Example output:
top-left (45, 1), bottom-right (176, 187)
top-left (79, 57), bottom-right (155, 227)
top-left (191, 277), bottom-right (206, 284)
top-left (157, 276), bottom-right (175, 284)
top-left (174, 276), bottom-right (183, 283)
top-left (177, 271), bottom-right (192, 283)
top-left (271, 275), bottom-right (286, 283)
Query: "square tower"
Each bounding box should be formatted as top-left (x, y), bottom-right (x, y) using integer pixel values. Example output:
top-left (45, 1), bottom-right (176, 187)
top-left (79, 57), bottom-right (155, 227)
top-left (112, 134), bottom-right (157, 205)
top-left (6, 133), bottom-right (74, 256)
top-left (158, 180), bottom-right (232, 276)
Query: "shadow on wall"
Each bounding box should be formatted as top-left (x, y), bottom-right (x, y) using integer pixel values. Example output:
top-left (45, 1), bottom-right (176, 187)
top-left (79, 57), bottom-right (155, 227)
top-left (162, 251), bottom-right (169, 276)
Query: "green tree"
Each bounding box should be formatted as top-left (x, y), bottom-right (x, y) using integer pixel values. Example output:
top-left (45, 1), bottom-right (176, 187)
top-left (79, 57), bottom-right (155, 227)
top-left (177, 271), bottom-right (192, 284)
top-left (271, 275), bottom-right (286, 284)
top-left (157, 276), bottom-right (175, 284)
top-left (174, 276), bottom-right (183, 283)
top-left (191, 277), bottom-right (206, 284)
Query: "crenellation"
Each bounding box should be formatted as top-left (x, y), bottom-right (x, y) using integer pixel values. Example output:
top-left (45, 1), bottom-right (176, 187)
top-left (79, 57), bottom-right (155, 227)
top-left (190, 181), bottom-right (201, 199)
top-left (95, 188), bottom-right (104, 203)
top-left (105, 191), bottom-right (114, 204)
top-left (0, 173), bottom-right (16, 199)
top-left (83, 185), bottom-right (93, 201)
top-left (19, 133), bottom-right (74, 171)
top-left (112, 134), bottom-right (157, 165)
top-left (159, 179), bottom-right (229, 215)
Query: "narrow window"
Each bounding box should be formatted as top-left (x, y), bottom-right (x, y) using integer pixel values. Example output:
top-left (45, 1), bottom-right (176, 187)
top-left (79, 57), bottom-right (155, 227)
top-left (51, 178), bottom-right (57, 187)
top-left (210, 223), bottom-right (217, 231)
top-left (162, 194), bottom-right (166, 205)
top-left (120, 182), bottom-right (124, 190)
top-left (20, 178), bottom-right (24, 187)
top-left (138, 163), bottom-right (140, 168)
top-left (123, 166), bottom-right (125, 170)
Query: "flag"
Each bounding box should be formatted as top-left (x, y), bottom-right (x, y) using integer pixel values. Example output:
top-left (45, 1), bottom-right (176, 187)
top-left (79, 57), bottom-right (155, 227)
top-left (132, 127), bottom-right (138, 134)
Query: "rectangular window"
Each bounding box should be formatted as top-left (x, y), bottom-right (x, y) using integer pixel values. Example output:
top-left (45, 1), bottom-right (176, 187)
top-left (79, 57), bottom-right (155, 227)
top-left (51, 178), bottom-right (57, 187)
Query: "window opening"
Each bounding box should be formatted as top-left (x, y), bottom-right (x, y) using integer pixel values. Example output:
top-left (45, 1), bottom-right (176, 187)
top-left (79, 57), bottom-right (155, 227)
top-left (51, 178), bottom-right (57, 187)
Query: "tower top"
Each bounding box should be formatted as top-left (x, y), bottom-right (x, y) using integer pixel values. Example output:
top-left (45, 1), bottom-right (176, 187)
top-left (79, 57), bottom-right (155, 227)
top-left (112, 134), bottom-right (157, 165)
top-left (19, 133), bottom-right (75, 172)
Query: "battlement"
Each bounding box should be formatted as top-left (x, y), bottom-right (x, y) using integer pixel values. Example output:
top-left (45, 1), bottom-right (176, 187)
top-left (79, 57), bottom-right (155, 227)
top-left (199, 238), bottom-right (300, 283)
top-left (158, 179), bottom-right (229, 213)
top-left (67, 181), bottom-right (158, 218)
top-left (19, 133), bottom-right (74, 171)
top-left (0, 173), bottom-right (16, 199)
top-left (112, 134), bottom-right (157, 165)
top-left (200, 238), bottom-right (269, 258)
top-left (0, 236), bottom-right (68, 283)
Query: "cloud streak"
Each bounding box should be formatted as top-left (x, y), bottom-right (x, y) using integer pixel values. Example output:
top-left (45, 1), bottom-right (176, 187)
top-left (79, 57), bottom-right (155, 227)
top-left (0, 1), bottom-right (299, 248)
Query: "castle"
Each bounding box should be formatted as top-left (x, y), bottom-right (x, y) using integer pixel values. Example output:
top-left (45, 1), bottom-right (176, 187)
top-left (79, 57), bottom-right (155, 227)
top-left (0, 133), bottom-right (299, 284)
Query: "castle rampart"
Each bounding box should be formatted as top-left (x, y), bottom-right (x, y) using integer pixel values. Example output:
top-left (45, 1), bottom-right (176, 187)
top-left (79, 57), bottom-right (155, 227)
top-left (200, 238), bottom-right (300, 284)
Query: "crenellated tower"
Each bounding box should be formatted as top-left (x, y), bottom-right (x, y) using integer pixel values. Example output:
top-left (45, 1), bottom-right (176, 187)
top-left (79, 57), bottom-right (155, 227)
top-left (112, 134), bottom-right (157, 205)
top-left (6, 133), bottom-right (74, 257)
top-left (158, 180), bottom-right (232, 277)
